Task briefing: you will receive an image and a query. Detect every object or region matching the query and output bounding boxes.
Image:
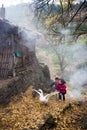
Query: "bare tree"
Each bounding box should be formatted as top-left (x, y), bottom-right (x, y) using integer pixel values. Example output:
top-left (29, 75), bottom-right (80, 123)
top-left (33, 0), bottom-right (87, 37)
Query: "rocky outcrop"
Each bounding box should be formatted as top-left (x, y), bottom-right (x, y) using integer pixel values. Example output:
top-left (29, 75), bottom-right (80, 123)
top-left (0, 63), bottom-right (50, 105)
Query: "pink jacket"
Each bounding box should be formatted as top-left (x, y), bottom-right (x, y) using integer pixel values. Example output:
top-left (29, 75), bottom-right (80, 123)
top-left (55, 82), bottom-right (60, 91)
top-left (59, 83), bottom-right (67, 93)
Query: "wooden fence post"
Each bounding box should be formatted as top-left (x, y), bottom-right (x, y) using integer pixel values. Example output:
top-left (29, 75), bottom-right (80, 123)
top-left (11, 34), bottom-right (16, 77)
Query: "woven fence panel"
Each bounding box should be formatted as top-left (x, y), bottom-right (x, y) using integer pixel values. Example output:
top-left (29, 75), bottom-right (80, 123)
top-left (0, 45), bottom-right (12, 79)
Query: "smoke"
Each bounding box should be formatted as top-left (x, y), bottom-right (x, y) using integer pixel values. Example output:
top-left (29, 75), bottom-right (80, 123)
top-left (68, 89), bottom-right (82, 100)
top-left (59, 28), bottom-right (73, 43)
top-left (60, 28), bottom-right (71, 36)
top-left (71, 44), bottom-right (87, 62)
top-left (53, 42), bottom-right (87, 101)
top-left (68, 44), bottom-right (87, 100)
top-left (68, 68), bottom-right (87, 99)
top-left (17, 27), bottom-right (42, 52)
top-left (6, 3), bottom-right (87, 100)
top-left (58, 28), bottom-right (87, 100)
top-left (70, 68), bottom-right (87, 87)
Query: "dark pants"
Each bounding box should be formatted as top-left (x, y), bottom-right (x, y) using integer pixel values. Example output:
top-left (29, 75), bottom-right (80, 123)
top-left (59, 92), bottom-right (66, 101)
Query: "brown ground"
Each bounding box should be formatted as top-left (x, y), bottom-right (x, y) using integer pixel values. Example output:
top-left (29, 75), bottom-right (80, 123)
top-left (0, 86), bottom-right (87, 130)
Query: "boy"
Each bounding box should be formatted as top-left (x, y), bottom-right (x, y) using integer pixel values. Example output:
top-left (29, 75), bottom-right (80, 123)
top-left (50, 77), bottom-right (60, 99)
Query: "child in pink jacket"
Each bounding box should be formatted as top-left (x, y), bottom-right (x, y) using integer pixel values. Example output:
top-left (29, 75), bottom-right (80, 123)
top-left (59, 79), bottom-right (67, 101)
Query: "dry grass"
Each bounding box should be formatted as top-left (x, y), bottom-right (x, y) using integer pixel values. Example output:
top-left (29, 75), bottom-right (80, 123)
top-left (0, 86), bottom-right (87, 130)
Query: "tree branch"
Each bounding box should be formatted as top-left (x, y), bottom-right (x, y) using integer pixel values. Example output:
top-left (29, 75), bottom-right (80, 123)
top-left (67, 0), bottom-right (86, 25)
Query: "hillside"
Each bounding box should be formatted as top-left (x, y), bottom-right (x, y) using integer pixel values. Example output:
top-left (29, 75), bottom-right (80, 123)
top-left (0, 86), bottom-right (87, 130)
top-left (0, 2), bottom-right (87, 130)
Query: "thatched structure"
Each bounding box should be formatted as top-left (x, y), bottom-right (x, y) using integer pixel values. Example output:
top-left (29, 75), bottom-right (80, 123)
top-left (0, 19), bottom-right (50, 105)
top-left (0, 19), bottom-right (37, 79)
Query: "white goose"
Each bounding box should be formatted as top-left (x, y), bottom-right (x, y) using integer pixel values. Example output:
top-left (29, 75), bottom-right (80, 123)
top-left (33, 89), bottom-right (58, 103)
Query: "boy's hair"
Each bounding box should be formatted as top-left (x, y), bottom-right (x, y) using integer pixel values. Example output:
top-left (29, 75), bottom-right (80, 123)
top-left (55, 77), bottom-right (59, 80)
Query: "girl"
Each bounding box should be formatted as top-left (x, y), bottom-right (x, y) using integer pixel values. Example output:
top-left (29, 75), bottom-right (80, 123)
top-left (59, 79), bottom-right (67, 101)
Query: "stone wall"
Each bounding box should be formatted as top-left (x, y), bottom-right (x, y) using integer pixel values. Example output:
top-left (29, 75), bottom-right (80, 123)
top-left (0, 63), bottom-right (50, 105)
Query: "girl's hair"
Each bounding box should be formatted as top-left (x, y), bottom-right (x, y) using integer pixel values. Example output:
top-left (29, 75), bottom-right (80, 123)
top-left (60, 79), bottom-right (66, 84)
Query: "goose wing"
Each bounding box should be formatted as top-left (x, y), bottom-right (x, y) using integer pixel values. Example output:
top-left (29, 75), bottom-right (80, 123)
top-left (33, 89), bottom-right (41, 96)
top-left (45, 91), bottom-right (58, 99)
top-left (38, 89), bottom-right (44, 95)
